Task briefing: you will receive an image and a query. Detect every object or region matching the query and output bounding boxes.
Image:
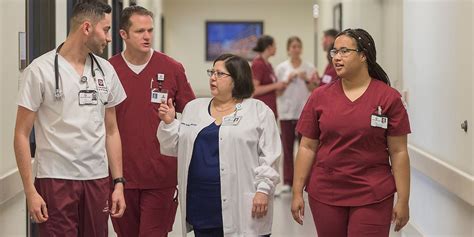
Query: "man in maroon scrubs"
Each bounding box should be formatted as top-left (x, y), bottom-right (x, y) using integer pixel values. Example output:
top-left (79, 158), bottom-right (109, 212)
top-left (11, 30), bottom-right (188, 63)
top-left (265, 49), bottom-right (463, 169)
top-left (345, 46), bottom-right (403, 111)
top-left (109, 5), bottom-right (195, 237)
top-left (318, 29), bottom-right (339, 86)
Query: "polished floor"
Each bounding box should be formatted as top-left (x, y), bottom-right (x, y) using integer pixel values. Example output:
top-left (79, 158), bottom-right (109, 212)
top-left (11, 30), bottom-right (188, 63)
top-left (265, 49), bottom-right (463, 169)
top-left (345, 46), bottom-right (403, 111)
top-left (3, 188), bottom-right (401, 237)
top-left (163, 190), bottom-right (401, 237)
top-left (164, 191), bottom-right (318, 237)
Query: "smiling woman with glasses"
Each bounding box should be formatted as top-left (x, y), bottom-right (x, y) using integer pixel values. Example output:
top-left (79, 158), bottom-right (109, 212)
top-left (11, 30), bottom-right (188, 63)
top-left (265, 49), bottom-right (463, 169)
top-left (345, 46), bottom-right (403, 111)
top-left (157, 54), bottom-right (281, 237)
top-left (292, 28), bottom-right (411, 237)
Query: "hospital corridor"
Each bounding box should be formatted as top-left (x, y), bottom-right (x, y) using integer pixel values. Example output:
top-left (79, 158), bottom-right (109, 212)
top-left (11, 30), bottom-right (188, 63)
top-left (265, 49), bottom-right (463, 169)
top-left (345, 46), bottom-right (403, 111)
top-left (0, 0), bottom-right (472, 237)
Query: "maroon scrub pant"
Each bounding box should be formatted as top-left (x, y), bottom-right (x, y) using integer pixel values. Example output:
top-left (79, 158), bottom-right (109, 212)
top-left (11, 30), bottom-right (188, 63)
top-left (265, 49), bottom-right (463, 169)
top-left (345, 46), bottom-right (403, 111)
top-left (309, 195), bottom-right (394, 237)
top-left (34, 177), bottom-right (110, 237)
top-left (111, 187), bottom-right (178, 237)
top-left (280, 120), bottom-right (301, 185)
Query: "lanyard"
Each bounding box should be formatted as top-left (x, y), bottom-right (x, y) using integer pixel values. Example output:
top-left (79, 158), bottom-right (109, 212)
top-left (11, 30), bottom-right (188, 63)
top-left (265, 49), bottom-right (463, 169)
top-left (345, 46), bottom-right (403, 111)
top-left (150, 74), bottom-right (164, 90)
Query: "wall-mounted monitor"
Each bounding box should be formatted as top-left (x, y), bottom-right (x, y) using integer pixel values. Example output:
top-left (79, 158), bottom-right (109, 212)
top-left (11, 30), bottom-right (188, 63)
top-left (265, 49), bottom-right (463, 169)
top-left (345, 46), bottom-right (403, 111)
top-left (206, 21), bottom-right (263, 61)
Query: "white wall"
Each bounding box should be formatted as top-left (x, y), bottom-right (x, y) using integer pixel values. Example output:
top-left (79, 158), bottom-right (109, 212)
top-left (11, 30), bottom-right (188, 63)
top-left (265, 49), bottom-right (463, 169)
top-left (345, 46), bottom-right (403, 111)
top-left (409, 168), bottom-right (473, 237)
top-left (380, 0), bottom-right (403, 90)
top-left (138, 0), bottom-right (163, 52)
top-left (314, 0), bottom-right (335, 72)
top-left (404, 0), bottom-right (472, 175)
top-left (163, 0), bottom-right (315, 96)
top-left (56, 0), bottom-right (67, 47)
top-left (403, 0), bottom-right (473, 236)
top-left (1, 0), bottom-right (24, 179)
top-left (0, 0), bottom-right (27, 235)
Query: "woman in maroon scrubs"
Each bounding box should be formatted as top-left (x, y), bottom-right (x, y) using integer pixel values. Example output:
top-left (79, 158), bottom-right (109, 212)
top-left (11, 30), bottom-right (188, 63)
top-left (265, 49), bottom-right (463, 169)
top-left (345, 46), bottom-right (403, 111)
top-left (251, 35), bottom-right (287, 117)
top-left (291, 28), bottom-right (411, 237)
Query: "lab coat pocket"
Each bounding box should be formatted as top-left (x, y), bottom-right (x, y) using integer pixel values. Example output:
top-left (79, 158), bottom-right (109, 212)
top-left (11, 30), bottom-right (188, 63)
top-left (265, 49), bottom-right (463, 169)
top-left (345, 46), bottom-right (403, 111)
top-left (241, 192), bottom-right (273, 235)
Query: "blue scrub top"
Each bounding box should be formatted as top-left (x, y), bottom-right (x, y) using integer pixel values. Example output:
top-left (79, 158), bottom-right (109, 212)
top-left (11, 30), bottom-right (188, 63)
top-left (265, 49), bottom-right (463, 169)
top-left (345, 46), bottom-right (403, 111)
top-left (186, 121), bottom-right (222, 229)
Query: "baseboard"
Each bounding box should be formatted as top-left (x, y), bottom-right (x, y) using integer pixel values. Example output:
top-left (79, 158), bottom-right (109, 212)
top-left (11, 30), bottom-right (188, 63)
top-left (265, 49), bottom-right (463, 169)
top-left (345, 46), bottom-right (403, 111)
top-left (0, 166), bottom-right (24, 205)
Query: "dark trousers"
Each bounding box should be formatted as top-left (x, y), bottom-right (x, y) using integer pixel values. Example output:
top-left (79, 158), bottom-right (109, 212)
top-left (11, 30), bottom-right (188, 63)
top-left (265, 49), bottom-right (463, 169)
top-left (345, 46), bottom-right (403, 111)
top-left (280, 120), bottom-right (301, 185)
top-left (111, 187), bottom-right (178, 237)
top-left (35, 177), bottom-right (109, 237)
top-left (309, 195), bottom-right (394, 237)
top-left (194, 228), bottom-right (271, 237)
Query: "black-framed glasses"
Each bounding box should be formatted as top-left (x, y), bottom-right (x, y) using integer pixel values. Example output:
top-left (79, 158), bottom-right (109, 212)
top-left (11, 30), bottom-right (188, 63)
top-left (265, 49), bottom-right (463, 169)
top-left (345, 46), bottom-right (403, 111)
top-left (207, 69), bottom-right (231, 79)
top-left (329, 48), bottom-right (360, 58)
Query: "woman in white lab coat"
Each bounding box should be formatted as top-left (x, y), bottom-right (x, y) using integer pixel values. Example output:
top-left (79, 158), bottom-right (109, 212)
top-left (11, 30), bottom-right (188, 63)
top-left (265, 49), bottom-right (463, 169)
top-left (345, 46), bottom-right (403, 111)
top-left (157, 54), bottom-right (281, 237)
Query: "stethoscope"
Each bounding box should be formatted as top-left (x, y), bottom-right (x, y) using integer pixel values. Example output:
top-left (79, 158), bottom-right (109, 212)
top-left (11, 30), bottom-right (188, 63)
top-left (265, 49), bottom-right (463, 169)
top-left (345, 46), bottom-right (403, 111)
top-left (54, 43), bottom-right (107, 104)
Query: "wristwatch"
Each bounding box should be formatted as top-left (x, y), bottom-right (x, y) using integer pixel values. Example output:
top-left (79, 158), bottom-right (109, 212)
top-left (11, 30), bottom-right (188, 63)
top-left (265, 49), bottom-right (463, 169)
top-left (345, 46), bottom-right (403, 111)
top-left (113, 177), bottom-right (126, 186)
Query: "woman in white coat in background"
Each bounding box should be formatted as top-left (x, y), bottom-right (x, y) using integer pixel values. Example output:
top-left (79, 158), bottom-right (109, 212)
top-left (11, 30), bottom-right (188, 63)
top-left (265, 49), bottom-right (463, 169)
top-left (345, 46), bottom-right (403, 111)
top-left (157, 54), bottom-right (281, 237)
top-left (274, 36), bottom-right (316, 195)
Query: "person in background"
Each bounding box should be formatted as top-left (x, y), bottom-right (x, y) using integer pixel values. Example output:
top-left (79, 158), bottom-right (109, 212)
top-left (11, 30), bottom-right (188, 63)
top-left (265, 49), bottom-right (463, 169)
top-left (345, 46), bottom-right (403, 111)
top-left (157, 54), bottom-right (281, 237)
top-left (251, 35), bottom-right (287, 116)
top-left (291, 28), bottom-right (411, 237)
top-left (274, 36), bottom-right (316, 195)
top-left (315, 29), bottom-right (339, 86)
top-left (109, 5), bottom-right (195, 237)
top-left (14, 2), bottom-right (126, 236)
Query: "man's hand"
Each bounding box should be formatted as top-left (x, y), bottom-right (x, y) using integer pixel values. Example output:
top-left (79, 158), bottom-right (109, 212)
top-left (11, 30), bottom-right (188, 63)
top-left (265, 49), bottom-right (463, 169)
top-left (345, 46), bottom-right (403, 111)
top-left (27, 191), bottom-right (48, 223)
top-left (110, 184), bottom-right (126, 218)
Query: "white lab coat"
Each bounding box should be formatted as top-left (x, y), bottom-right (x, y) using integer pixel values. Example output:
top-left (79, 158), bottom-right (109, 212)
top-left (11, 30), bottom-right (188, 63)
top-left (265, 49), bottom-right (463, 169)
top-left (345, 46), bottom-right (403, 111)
top-left (157, 98), bottom-right (281, 237)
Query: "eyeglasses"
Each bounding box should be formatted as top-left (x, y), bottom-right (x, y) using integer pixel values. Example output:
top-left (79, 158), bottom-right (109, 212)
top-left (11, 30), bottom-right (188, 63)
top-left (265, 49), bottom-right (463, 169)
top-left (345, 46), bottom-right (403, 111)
top-left (207, 69), bottom-right (231, 79)
top-left (329, 48), bottom-right (360, 58)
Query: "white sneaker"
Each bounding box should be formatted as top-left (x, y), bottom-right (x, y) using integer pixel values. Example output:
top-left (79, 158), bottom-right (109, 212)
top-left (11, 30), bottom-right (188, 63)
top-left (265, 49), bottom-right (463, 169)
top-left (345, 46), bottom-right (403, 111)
top-left (274, 184), bottom-right (292, 196)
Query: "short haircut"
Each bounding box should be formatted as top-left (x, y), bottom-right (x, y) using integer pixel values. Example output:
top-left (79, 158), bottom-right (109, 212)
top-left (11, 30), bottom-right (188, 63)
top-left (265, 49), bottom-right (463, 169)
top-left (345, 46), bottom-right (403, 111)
top-left (253, 35), bottom-right (274, 53)
top-left (213, 54), bottom-right (254, 99)
top-left (323, 29), bottom-right (340, 38)
top-left (70, 1), bottom-right (112, 31)
top-left (120, 5), bottom-right (154, 33)
top-left (286, 36), bottom-right (302, 50)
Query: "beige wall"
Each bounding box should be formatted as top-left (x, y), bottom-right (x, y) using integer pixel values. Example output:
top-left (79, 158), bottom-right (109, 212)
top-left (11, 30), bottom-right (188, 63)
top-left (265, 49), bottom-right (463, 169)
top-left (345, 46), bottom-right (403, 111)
top-left (163, 0), bottom-right (315, 96)
top-left (0, 0), bottom-right (27, 235)
top-left (138, 0), bottom-right (163, 52)
top-left (1, 0), bottom-right (25, 176)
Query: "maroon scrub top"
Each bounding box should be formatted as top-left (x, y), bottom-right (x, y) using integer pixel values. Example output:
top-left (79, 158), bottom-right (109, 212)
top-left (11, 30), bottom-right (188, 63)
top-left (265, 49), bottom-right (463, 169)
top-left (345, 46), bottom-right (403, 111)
top-left (297, 79), bottom-right (410, 206)
top-left (319, 63), bottom-right (338, 86)
top-left (251, 56), bottom-right (278, 116)
top-left (110, 51), bottom-right (196, 189)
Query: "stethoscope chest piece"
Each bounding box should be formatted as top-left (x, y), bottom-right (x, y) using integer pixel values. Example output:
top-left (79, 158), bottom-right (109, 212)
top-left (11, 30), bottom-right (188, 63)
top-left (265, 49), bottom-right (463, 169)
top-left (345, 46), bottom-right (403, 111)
top-left (54, 42), bottom-right (106, 102)
top-left (80, 76), bottom-right (87, 83)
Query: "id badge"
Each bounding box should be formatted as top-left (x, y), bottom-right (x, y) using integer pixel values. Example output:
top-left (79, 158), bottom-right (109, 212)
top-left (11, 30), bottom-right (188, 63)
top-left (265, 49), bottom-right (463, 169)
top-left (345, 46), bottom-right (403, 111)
top-left (78, 90), bottom-right (98, 105)
top-left (270, 74), bottom-right (277, 83)
top-left (221, 115), bottom-right (242, 126)
top-left (371, 114), bottom-right (388, 129)
top-left (151, 89), bottom-right (168, 104)
top-left (321, 75), bottom-right (332, 84)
